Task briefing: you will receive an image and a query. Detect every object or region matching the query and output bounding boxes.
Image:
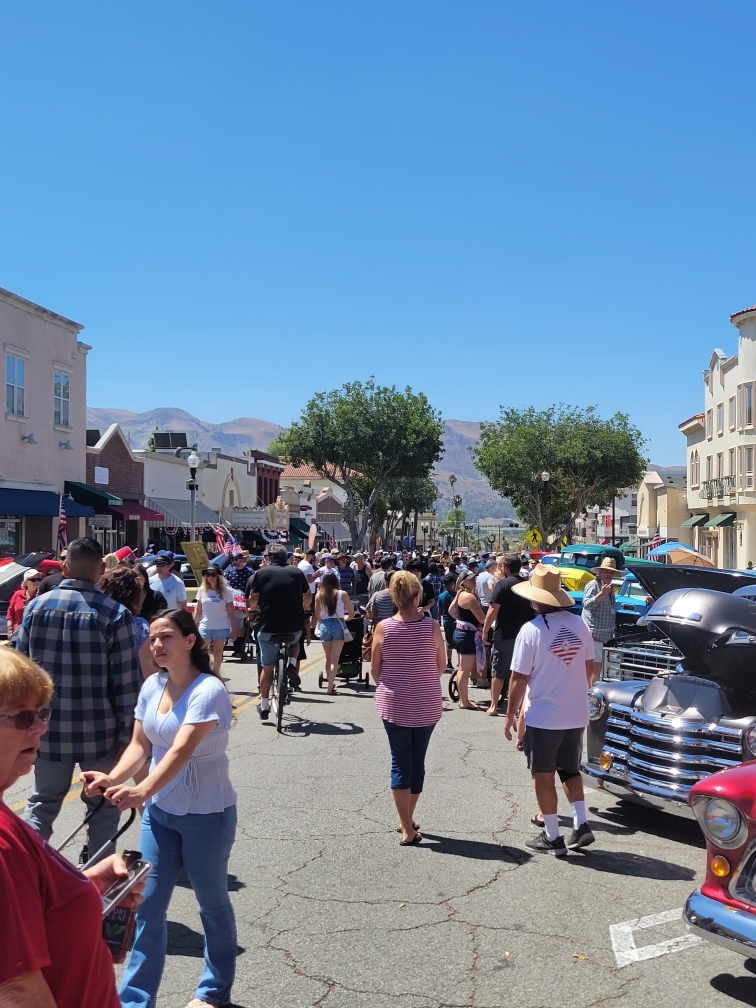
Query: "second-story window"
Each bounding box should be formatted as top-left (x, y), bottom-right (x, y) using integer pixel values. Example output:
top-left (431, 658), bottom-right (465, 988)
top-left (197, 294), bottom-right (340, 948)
top-left (717, 452), bottom-right (724, 478)
top-left (747, 447), bottom-right (754, 490)
top-left (730, 397), bottom-right (736, 429)
top-left (717, 403), bottom-right (724, 434)
top-left (53, 370), bottom-right (70, 427)
top-left (690, 451), bottom-right (699, 488)
top-left (730, 448), bottom-right (736, 477)
top-left (706, 455), bottom-right (713, 481)
top-left (747, 385), bottom-right (754, 428)
top-left (706, 409), bottom-right (713, 438)
top-left (5, 354), bottom-right (24, 416)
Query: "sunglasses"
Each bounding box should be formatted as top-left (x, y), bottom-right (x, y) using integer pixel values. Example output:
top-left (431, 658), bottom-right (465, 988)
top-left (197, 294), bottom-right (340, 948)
top-left (206, 572), bottom-right (219, 577)
top-left (0, 707), bottom-right (51, 730)
top-left (155, 561), bottom-right (170, 567)
top-left (27, 578), bottom-right (42, 583)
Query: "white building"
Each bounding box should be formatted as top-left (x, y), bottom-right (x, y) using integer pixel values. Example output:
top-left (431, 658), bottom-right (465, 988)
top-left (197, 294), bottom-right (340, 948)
top-left (679, 303), bottom-right (756, 568)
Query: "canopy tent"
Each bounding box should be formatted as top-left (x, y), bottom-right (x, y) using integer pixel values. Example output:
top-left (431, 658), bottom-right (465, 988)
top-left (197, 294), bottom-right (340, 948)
top-left (647, 541), bottom-right (699, 557)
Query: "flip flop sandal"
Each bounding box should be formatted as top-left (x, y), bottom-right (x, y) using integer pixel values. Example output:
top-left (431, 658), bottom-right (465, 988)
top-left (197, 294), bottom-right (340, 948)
top-left (531, 815), bottom-right (545, 827)
top-left (396, 822), bottom-right (420, 832)
top-left (400, 833), bottom-right (423, 846)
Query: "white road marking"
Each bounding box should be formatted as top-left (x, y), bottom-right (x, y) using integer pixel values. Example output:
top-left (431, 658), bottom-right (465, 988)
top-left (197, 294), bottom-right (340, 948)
top-left (610, 908), bottom-right (703, 967)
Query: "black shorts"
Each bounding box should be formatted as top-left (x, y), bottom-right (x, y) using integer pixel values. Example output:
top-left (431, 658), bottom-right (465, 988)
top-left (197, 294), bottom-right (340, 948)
top-left (490, 638), bottom-right (516, 680)
top-left (523, 726), bottom-right (584, 776)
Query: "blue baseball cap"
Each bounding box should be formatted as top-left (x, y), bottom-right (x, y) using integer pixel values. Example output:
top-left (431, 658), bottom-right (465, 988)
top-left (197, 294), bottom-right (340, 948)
top-left (156, 550), bottom-right (174, 560)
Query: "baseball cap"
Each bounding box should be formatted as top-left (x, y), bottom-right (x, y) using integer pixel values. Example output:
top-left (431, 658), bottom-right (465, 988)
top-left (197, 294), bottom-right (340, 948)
top-left (156, 550), bottom-right (174, 560)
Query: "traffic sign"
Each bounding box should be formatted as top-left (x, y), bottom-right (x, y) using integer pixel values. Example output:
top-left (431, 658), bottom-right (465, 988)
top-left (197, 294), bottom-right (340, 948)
top-left (525, 529), bottom-right (543, 546)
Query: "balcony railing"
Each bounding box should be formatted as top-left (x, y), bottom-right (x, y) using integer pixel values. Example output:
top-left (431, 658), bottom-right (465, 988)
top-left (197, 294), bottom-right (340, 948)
top-left (699, 475), bottom-right (737, 500)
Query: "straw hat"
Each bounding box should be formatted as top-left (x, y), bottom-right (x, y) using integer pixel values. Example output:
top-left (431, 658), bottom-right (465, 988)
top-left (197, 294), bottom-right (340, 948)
top-left (591, 558), bottom-right (624, 577)
top-left (511, 564), bottom-right (574, 608)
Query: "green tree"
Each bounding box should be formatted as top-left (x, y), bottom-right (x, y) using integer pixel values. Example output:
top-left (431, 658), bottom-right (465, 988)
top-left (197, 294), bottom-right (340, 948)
top-left (472, 405), bottom-right (647, 548)
top-left (280, 379), bottom-right (444, 548)
top-left (264, 431), bottom-right (290, 460)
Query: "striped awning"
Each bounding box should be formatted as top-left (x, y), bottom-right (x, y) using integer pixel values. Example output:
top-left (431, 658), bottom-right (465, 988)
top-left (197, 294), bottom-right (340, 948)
top-left (145, 497), bottom-right (220, 527)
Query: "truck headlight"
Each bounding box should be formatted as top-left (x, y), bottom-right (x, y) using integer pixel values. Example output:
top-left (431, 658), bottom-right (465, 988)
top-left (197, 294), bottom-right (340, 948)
top-left (746, 725), bottom-right (756, 758)
top-left (699, 798), bottom-right (748, 849)
top-left (588, 688), bottom-right (606, 721)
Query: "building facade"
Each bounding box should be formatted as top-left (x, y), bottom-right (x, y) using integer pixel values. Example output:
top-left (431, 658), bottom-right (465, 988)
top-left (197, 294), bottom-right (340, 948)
top-left (635, 470), bottom-right (692, 554)
top-left (0, 287), bottom-right (94, 556)
top-left (679, 304), bottom-right (756, 568)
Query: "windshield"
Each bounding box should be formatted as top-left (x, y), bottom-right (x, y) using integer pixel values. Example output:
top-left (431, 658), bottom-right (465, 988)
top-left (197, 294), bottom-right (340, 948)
top-left (561, 554), bottom-right (594, 569)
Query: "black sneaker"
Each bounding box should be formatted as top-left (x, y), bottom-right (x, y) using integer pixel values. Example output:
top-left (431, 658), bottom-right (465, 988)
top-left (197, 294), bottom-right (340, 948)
top-left (288, 669), bottom-right (302, 690)
top-left (258, 705), bottom-right (270, 720)
top-left (525, 830), bottom-right (567, 856)
top-left (566, 823), bottom-right (595, 850)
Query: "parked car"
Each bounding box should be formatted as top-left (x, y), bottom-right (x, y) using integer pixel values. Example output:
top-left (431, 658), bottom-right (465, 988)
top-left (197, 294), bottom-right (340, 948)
top-left (614, 573), bottom-right (653, 632)
top-left (583, 561), bottom-right (756, 816)
top-left (684, 764), bottom-right (756, 957)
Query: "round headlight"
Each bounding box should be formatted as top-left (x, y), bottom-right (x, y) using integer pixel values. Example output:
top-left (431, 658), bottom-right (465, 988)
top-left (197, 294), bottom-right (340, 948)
top-left (588, 688), bottom-right (606, 721)
top-left (702, 798), bottom-right (746, 847)
top-left (746, 725), bottom-right (756, 757)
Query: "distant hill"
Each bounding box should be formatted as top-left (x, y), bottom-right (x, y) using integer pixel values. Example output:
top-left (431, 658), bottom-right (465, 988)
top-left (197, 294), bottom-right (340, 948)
top-left (87, 407), bottom-right (683, 524)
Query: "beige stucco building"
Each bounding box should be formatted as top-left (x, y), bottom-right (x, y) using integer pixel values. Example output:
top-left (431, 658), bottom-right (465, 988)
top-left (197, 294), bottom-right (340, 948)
top-left (679, 303), bottom-right (756, 568)
top-left (635, 470), bottom-right (692, 553)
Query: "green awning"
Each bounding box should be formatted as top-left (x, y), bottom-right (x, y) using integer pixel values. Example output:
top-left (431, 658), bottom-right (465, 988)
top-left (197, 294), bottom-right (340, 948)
top-left (704, 512), bottom-right (736, 528)
top-left (289, 517), bottom-right (311, 539)
top-left (64, 481), bottom-right (123, 507)
top-left (681, 514), bottom-right (709, 528)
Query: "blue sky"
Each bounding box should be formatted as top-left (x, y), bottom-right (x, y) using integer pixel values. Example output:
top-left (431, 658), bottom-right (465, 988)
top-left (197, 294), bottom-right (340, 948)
top-left (2, 2), bottom-right (756, 463)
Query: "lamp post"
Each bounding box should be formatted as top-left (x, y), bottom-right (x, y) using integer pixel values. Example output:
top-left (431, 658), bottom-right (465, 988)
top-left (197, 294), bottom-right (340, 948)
top-left (187, 450), bottom-right (200, 542)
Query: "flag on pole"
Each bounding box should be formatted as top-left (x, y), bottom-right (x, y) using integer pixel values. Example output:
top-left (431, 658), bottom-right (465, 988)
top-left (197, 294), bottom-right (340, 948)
top-left (213, 524), bottom-right (242, 556)
top-left (650, 529), bottom-right (661, 549)
top-left (57, 496), bottom-right (68, 555)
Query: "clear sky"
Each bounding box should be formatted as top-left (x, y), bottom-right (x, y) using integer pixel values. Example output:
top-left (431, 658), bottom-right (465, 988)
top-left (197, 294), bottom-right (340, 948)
top-left (2, 2), bottom-right (756, 463)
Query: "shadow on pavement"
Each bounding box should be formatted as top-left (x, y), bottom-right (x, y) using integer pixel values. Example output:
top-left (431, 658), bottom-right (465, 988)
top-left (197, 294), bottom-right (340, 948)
top-left (175, 870), bottom-right (246, 891)
top-left (167, 920), bottom-right (246, 958)
top-left (710, 973), bottom-right (756, 1005)
top-left (566, 849), bottom-right (695, 880)
top-left (588, 800), bottom-right (705, 848)
top-left (284, 718), bottom-right (365, 737)
top-left (420, 833), bottom-right (533, 864)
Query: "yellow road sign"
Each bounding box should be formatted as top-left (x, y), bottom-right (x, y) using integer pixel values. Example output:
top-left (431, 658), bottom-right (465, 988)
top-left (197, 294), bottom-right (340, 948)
top-left (525, 529), bottom-right (543, 546)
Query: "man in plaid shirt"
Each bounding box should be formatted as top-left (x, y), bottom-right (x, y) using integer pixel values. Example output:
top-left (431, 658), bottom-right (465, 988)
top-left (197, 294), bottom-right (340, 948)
top-left (581, 558), bottom-right (621, 671)
top-left (16, 537), bottom-right (140, 861)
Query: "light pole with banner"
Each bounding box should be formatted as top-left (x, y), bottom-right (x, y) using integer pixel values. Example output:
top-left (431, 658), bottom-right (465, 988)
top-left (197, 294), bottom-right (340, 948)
top-left (186, 449), bottom-right (200, 542)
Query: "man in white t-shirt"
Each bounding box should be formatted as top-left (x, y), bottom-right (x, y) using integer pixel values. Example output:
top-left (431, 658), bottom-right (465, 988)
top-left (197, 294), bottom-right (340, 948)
top-left (148, 551), bottom-right (187, 611)
top-left (476, 559), bottom-right (496, 611)
top-left (298, 548), bottom-right (317, 644)
top-left (504, 564), bottom-right (595, 856)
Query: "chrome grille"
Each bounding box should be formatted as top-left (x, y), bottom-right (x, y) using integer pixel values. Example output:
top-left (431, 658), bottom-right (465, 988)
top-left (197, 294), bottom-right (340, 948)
top-left (603, 641), bottom-right (681, 682)
top-left (604, 703), bottom-right (743, 796)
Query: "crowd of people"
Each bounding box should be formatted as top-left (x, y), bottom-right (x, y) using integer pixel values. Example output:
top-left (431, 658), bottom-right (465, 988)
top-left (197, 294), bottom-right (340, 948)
top-left (0, 534), bottom-right (615, 1006)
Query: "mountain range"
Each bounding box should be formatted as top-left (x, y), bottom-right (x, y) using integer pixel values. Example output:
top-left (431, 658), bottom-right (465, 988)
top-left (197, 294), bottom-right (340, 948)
top-left (86, 407), bottom-right (682, 523)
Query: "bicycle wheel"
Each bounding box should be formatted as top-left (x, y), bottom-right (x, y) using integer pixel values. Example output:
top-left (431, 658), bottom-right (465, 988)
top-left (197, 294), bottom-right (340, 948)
top-left (448, 669), bottom-right (459, 703)
top-left (275, 652), bottom-right (288, 733)
top-left (270, 653), bottom-right (281, 722)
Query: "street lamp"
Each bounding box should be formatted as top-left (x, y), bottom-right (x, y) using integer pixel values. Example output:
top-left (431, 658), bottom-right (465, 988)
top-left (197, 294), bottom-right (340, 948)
top-left (541, 471), bottom-right (550, 482)
top-left (186, 449), bottom-right (200, 542)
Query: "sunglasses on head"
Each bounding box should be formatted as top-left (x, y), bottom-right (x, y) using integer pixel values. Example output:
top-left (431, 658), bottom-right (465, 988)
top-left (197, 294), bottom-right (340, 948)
top-left (0, 707), bottom-right (51, 730)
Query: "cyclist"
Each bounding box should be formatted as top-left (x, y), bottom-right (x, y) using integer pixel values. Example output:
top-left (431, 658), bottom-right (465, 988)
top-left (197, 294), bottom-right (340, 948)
top-left (246, 544), bottom-right (310, 721)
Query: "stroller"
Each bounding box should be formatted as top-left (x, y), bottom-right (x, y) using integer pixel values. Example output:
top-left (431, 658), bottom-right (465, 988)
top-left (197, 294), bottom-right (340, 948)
top-left (318, 598), bottom-right (371, 691)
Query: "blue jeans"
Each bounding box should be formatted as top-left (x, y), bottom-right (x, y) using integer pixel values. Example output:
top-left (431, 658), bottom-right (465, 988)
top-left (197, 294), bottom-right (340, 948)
top-left (119, 804), bottom-right (237, 1008)
top-left (382, 720), bottom-right (436, 793)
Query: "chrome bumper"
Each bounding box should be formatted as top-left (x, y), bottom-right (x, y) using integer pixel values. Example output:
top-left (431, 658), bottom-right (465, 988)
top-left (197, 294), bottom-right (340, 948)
top-left (581, 762), bottom-right (695, 819)
top-left (684, 890), bottom-right (756, 957)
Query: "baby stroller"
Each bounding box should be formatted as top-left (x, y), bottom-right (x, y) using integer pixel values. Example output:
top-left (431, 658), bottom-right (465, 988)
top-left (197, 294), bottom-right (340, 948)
top-left (318, 602), bottom-right (371, 691)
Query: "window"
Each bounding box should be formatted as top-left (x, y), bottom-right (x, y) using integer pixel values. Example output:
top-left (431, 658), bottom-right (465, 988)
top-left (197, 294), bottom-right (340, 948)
top-left (747, 447), bottom-right (754, 490)
top-left (53, 370), bottom-right (70, 426)
top-left (730, 397), bottom-right (737, 429)
top-left (730, 448), bottom-right (736, 477)
top-left (717, 452), bottom-right (724, 478)
top-left (690, 451), bottom-right (699, 488)
top-left (717, 403), bottom-right (724, 434)
top-left (747, 385), bottom-right (754, 427)
top-left (706, 455), bottom-right (713, 481)
top-left (229, 489), bottom-right (234, 508)
top-left (5, 355), bottom-right (24, 416)
top-left (706, 409), bottom-right (713, 438)
top-left (739, 447), bottom-right (744, 489)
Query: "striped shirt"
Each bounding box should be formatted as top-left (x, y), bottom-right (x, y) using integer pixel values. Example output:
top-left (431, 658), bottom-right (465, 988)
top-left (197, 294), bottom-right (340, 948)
top-left (375, 616), bottom-right (442, 727)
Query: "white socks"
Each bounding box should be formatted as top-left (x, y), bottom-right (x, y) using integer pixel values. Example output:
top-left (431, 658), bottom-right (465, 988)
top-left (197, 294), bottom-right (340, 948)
top-left (288, 658), bottom-right (297, 668)
top-left (260, 698), bottom-right (271, 711)
top-left (543, 813), bottom-right (561, 841)
top-left (572, 801), bottom-right (587, 828)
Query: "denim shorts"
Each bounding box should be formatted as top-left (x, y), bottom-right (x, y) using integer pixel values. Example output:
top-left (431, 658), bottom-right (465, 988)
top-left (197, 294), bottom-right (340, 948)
top-left (257, 630), bottom-right (302, 667)
top-left (318, 617), bottom-right (345, 643)
top-left (199, 627), bottom-right (229, 642)
top-left (452, 629), bottom-right (477, 656)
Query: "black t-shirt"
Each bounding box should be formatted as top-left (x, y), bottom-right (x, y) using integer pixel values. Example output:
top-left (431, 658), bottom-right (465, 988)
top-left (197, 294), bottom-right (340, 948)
top-left (38, 572), bottom-right (64, 595)
top-left (490, 576), bottom-right (534, 641)
top-left (247, 565), bottom-right (309, 633)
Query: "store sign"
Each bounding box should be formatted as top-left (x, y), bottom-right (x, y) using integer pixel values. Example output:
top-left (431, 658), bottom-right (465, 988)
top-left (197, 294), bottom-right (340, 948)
top-left (88, 514), bottom-right (113, 529)
top-left (275, 507), bottom-right (289, 530)
top-left (94, 467), bottom-right (109, 485)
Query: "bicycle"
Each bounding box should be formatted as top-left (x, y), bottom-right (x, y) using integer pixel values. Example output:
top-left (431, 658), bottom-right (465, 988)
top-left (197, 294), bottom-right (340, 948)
top-left (269, 632), bottom-right (297, 733)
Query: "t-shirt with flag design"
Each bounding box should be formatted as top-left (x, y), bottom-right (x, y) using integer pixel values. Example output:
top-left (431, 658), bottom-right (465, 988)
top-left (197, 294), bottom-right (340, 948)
top-left (511, 611), bottom-right (593, 730)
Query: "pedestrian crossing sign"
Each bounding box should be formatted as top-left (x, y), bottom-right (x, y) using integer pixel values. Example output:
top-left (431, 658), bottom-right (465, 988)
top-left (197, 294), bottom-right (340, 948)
top-left (525, 529), bottom-right (542, 546)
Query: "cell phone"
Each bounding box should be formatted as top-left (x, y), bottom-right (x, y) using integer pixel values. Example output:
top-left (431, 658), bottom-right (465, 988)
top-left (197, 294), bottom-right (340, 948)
top-left (101, 860), bottom-right (152, 918)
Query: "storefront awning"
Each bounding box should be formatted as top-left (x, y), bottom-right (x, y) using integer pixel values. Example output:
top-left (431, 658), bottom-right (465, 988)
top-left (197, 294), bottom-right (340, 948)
top-left (108, 503), bottom-right (165, 522)
top-left (289, 517), bottom-right (311, 540)
top-left (704, 513), bottom-right (736, 528)
top-left (318, 520), bottom-right (351, 543)
top-left (0, 488), bottom-right (92, 518)
top-left (145, 497), bottom-right (220, 527)
top-left (681, 514), bottom-right (709, 527)
top-left (64, 481), bottom-right (123, 507)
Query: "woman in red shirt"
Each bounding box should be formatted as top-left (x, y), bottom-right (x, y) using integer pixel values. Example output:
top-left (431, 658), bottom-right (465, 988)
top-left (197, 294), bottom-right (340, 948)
top-left (0, 648), bottom-right (145, 1007)
top-left (5, 570), bottom-right (42, 637)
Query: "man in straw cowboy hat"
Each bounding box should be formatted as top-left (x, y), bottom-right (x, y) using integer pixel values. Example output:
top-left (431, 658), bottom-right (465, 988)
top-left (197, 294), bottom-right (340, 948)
top-left (504, 564), bottom-right (596, 855)
top-left (581, 557), bottom-right (623, 671)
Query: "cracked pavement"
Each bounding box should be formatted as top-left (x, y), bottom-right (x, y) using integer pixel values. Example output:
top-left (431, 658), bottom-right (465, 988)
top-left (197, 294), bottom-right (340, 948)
top-left (12, 645), bottom-right (756, 1007)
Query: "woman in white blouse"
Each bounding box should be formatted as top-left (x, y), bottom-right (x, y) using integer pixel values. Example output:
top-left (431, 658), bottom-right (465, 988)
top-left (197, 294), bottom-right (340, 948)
top-left (83, 608), bottom-right (237, 1008)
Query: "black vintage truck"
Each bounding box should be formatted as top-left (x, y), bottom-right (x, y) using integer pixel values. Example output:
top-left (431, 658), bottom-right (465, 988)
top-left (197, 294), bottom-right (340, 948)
top-left (583, 563), bottom-right (756, 815)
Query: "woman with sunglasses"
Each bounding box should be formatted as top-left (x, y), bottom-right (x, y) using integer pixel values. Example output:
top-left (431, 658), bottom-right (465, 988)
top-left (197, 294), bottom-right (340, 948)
top-left (194, 567), bottom-right (237, 675)
top-left (5, 570), bottom-right (42, 640)
top-left (0, 648), bottom-right (145, 1008)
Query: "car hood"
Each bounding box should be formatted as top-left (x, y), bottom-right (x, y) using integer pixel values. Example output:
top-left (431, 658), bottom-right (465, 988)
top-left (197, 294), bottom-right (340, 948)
top-left (626, 562), bottom-right (756, 600)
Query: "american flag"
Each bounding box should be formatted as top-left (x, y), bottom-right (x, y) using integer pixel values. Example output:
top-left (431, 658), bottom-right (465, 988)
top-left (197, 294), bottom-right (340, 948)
top-left (650, 529), bottom-right (661, 549)
top-left (548, 625), bottom-right (584, 665)
top-left (57, 496), bottom-right (68, 554)
top-left (213, 524), bottom-right (242, 556)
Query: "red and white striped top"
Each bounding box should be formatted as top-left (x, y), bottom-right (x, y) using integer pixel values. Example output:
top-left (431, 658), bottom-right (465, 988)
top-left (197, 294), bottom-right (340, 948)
top-left (375, 616), bottom-right (443, 727)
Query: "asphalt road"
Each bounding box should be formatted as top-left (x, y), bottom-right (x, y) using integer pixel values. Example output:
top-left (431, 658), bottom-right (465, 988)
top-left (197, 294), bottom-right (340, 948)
top-left (9, 645), bottom-right (756, 1008)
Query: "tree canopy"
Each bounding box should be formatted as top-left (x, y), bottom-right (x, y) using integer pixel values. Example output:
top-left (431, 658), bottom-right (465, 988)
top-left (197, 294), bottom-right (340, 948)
top-left (472, 405), bottom-right (647, 548)
top-left (279, 379), bottom-right (444, 547)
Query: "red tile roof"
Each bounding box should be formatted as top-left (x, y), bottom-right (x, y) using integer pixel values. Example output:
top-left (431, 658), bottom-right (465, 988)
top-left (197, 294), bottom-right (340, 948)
top-left (730, 306), bottom-right (756, 322)
top-left (281, 463), bottom-right (326, 479)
